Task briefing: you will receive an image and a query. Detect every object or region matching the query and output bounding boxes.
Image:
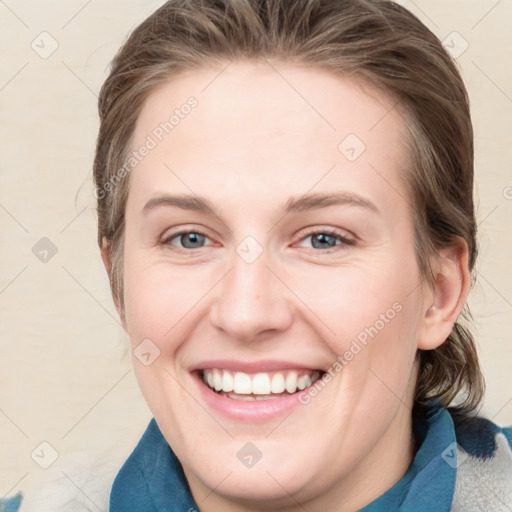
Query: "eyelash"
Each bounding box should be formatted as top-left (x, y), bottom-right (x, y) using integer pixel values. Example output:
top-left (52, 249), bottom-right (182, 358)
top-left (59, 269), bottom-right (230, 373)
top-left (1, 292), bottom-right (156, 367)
top-left (161, 228), bottom-right (356, 253)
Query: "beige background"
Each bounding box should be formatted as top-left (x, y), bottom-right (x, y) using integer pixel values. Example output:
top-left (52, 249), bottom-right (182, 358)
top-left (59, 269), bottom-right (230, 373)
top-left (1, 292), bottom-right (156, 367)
top-left (1, 0), bottom-right (511, 510)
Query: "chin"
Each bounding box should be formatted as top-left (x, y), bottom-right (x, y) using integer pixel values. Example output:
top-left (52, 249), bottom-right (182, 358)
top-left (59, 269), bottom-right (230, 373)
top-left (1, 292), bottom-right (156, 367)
top-left (186, 446), bottom-right (322, 505)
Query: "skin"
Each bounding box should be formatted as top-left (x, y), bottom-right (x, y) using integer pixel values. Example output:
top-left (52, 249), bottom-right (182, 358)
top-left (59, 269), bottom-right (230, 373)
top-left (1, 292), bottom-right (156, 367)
top-left (102, 60), bottom-right (470, 512)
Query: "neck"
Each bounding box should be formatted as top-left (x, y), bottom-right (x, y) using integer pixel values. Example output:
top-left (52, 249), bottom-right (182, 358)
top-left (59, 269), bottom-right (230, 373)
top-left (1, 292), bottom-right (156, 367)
top-left (183, 402), bottom-right (416, 512)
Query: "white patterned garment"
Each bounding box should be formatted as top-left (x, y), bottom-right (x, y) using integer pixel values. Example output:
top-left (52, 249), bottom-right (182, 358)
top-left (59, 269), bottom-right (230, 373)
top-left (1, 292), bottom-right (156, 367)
top-left (451, 427), bottom-right (512, 511)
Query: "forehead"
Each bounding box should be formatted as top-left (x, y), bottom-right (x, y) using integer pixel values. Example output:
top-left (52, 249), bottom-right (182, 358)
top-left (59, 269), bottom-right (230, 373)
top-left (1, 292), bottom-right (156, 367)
top-left (128, 61), bottom-right (411, 222)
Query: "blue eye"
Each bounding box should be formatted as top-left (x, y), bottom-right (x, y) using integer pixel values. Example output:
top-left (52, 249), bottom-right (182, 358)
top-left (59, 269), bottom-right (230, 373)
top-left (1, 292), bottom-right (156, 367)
top-left (164, 231), bottom-right (209, 250)
top-left (162, 229), bottom-right (355, 252)
top-left (308, 232), bottom-right (339, 249)
top-left (299, 230), bottom-right (355, 251)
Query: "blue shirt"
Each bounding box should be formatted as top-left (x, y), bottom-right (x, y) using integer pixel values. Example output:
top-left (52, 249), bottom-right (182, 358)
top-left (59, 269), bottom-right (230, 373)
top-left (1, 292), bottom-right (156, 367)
top-left (107, 405), bottom-right (512, 511)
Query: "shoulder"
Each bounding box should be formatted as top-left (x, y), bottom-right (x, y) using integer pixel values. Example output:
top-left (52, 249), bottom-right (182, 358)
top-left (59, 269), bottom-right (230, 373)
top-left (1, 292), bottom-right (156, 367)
top-left (450, 411), bottom-right (512, 512)
top-left (0, 493), bottom-right (22, 512)
top-left (109, 418), bottom-right (198, 512)
top-left (109, 418), bottom-right (164, 511)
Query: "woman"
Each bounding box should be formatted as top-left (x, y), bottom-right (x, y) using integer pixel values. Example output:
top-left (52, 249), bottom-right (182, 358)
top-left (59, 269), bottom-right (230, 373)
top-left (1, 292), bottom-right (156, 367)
top-left (92, 0), bottom-right (512, 510)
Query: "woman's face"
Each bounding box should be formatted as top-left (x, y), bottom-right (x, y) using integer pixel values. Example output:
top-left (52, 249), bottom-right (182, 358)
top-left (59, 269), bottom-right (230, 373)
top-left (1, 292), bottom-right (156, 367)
top-left (120, 61), bottom-right (433, 508)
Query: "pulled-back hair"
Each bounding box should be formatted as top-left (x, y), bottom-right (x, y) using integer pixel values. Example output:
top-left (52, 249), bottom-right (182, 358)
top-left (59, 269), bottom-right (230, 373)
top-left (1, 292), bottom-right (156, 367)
top-left (93, 0), bottom-right (485, 421)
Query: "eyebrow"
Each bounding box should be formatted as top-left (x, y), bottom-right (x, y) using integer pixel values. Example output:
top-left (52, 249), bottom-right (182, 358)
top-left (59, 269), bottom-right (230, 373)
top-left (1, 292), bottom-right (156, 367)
top-left (141, 191), bottom-right (380, 216)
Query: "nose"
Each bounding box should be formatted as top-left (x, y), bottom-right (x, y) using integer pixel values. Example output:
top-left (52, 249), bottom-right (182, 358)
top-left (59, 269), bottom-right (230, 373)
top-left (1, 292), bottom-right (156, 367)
top-left (209, 246), bottom-right (294, 342)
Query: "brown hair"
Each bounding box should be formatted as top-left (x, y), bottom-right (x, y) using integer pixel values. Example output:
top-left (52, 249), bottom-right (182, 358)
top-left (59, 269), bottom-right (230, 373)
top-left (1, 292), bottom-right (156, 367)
top-left (93, 0), bottom-right (485, 420)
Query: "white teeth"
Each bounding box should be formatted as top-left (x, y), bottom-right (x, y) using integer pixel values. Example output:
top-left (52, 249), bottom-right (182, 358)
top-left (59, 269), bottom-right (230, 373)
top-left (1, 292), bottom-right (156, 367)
top-left (213, 369), bottom-right (223, 391)
top-left (202, 368), bottom-right (322, 397)
top-left (271, 373), bottom-right (286, 393)
top-left (285, 371), bottom-right (298, 394)
top-left (233, 372), bottom-right (252, 394)
top-left (252, 373), bottom-right (271, 394)
top-left (222, 370), bottom-right (234, 392)
top-left (297, 374), bottom-right (312, 390)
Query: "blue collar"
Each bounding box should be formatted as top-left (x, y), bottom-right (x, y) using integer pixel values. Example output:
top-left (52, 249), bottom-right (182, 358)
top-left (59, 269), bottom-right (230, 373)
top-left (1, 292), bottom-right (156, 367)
top-left (110, 406), bottom-right (458, 511)
top-left (361, 406), bottom-right (456, 511)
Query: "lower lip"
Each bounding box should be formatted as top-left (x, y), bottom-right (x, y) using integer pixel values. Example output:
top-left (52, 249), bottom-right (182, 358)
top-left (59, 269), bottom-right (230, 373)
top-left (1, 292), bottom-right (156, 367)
top-left (192, 371), bottom-right (306, 422)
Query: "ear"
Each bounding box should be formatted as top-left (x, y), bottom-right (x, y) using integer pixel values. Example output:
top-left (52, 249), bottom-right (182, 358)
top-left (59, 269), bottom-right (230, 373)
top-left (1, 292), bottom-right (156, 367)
top-left (100, 237), bottom-right (125, 328)
top-left (417, 237), bottom-right (471, 350)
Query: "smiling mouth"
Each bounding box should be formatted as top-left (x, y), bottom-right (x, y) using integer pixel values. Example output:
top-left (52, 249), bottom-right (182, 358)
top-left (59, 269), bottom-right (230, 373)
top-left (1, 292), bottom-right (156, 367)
top-left (199, 368), bottom-right (324, 401)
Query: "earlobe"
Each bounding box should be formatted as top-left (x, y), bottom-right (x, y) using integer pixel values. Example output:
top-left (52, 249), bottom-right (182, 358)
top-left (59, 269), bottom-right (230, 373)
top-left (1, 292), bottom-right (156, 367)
top-left (418, 238), bottom-right (470, 350)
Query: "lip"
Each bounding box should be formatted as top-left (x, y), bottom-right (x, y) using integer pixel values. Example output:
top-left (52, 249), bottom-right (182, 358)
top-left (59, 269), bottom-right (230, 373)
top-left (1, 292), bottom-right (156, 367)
top-left (190, 369), bottom-right (321, 423)
top-left (189, 359), bottom-right (323, 374)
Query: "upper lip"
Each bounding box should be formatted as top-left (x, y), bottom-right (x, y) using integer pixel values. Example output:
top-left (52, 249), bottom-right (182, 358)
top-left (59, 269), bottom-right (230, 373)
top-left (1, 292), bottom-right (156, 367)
top-left (190, 359), bottom-right (325, 373)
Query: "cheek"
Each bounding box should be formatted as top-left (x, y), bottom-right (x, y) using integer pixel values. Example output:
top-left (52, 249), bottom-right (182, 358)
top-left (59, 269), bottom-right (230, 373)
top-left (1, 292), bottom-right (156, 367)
top-left (284, 253), bottom-right (422, 399)
top-left (124, 259), bottom-right (195, 333)
top-left (285, 258), bottom-right (420, 342)
top-left (123, 246), bottom-right (422, 351)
